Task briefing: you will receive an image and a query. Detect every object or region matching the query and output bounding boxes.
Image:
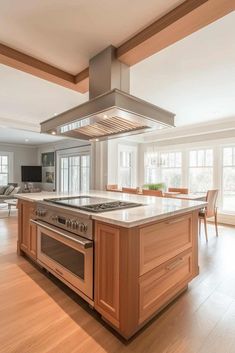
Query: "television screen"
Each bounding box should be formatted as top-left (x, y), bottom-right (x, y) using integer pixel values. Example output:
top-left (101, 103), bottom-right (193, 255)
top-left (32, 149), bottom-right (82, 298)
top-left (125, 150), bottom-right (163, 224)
top-left (21, 166), bottom-right (42, 182)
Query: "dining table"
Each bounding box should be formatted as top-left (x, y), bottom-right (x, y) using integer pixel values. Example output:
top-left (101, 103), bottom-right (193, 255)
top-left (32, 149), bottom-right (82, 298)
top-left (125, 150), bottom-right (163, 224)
top-left (107, 188), bottom-right (207, 201)
top-left (163, 191), bottom-right (207, 201)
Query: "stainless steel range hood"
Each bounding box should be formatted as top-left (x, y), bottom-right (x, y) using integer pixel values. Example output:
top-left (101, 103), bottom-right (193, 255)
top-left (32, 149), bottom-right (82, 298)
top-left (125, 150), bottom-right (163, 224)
top-left (41, 46), bottom-right (175, 141)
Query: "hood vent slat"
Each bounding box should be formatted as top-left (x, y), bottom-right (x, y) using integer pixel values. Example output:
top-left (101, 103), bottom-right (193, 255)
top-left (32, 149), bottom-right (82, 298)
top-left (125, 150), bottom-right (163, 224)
top-left (63, 116), bottom-right (149, 139)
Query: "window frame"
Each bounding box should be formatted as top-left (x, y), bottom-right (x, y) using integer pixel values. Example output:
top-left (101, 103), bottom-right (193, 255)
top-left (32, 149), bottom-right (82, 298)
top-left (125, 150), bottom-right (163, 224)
top-left (0, 152), bottom-right (13, 185)
top-left (56, 147), bottom-right (91, 193)
top-left (141, 139), bottom-right (235, 217)
top-left (188, 148), bottom-right (214, 193)
top-left (221, 144), bottom-right (235, 214)
top-left (144, 149), bottom-right (183, 188)
top-left (118, 144), bottom-right (137, 188)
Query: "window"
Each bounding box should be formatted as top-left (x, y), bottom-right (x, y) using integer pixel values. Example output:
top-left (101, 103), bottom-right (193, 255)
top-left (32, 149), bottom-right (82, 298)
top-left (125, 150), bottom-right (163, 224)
top-left (144, 151), bottom-right (182, 188)
top-left (159, 152), bottom-right (182, 187)
top-left (144, 151), bottom-right (158, 184)
top-left (119, 151), bottom-right (132, 187)
top-left (0, 155), bottom-right (9, 185)
top-left (189, 149), bottom-right (213, 193)
top-left (118, 145), bottom-right (137, 187)
top-left (222, 147), bottom-right (235, 212)
top-left (58, 149), bottom-right (90, 193)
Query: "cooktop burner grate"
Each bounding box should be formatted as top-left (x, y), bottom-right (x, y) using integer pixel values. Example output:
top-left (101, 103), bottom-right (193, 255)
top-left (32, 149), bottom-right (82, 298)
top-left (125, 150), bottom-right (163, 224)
top-left (78, 201), bottom-right (142, 213)
top-left (44, 196), bottom-right (142, 213)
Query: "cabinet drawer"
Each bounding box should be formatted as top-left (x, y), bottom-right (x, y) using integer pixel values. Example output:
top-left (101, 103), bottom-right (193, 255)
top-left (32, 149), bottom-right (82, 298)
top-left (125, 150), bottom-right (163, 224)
top-left (139, 214), bottom-right (192, 275)
top-left (139, 251), bottom-right (192, 324)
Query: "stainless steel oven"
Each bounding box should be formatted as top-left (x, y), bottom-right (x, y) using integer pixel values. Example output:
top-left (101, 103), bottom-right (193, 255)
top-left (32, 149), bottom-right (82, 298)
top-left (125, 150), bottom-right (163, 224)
top-left (32, 196), bottom-right (141, 305)
top-left (32, 219), bottom-right (93, 302)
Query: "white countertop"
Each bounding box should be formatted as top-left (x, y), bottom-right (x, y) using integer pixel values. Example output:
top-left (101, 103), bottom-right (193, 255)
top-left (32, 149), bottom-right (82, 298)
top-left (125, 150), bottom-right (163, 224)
top-left (16, 190), bottom-right (207, 227)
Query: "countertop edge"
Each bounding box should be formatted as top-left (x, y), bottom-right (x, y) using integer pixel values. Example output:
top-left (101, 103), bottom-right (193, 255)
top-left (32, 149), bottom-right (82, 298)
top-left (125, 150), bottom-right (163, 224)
top-left (91, 204), bottom-right (205, 228)
top-left (16, 192), bottom-right (206, 228)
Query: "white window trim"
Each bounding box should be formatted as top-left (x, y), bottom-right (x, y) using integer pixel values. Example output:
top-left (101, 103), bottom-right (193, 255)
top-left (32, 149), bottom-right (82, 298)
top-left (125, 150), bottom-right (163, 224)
top-left (188, 148), bottom-right (214, 193)
top-left (220, 144), bottom-right (235, 215)
top-left (0, 151), bottom-right (14, 184)
top-left (144, 150), bottom-right (183, 186)
top-left (140, 137), bottom-right (235, 223)
top-left (56, 146), bottom-right (91, 192)
top-left (118, 144), bottom-right (137, 188)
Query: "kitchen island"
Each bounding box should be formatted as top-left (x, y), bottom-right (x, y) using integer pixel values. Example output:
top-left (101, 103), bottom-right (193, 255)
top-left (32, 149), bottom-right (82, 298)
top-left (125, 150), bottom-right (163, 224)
top-left (17, 191), bottom-right (206, 339)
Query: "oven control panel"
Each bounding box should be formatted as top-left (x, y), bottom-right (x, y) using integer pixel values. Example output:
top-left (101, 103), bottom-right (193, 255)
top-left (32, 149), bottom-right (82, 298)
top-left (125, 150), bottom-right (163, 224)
top-left (35, 207), bottom-right (92, 239)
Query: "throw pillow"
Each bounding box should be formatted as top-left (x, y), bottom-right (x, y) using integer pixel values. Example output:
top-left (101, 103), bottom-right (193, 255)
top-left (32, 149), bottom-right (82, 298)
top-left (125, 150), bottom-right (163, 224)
top-left (4, 185), bottom-right (15, 195)
top-left (10, 186), bottom-right (21, 195)
top-left (0, 186), bottom-right (7, 195)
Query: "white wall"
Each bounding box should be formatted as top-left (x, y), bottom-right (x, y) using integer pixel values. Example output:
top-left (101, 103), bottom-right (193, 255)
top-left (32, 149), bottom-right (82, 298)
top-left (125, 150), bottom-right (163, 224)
top-left (0, 143), bottom-right (38, 185)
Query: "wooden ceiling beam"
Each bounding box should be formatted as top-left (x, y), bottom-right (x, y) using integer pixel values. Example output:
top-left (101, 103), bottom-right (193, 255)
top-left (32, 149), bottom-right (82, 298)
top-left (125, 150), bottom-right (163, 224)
top-left (0, 0), bottom-right (233, 93)
top-left (0, 43), bottom-right (89, 93)
top-left (116, 0), bottom-right (235, 65)
top-left (75, 67), bottom-right (89, 93)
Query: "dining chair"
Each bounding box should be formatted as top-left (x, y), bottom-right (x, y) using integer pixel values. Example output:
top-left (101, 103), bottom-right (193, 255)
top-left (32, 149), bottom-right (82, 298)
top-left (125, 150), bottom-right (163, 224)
top-left (142, 189), bottom-right (163, 197)
top-left (122, 187), bottom-right (138, 194)
top-left (199, 189), bottom-right (219, 242)
top-left (106, 184), bottom-right (118, 191)
top-left (168, 187), bottom-right (189, 194)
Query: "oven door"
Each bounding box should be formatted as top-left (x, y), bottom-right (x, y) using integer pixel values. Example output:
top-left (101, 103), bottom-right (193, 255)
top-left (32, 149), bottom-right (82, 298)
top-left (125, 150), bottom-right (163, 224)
top-left (32, 220), bottom-right (93, 300)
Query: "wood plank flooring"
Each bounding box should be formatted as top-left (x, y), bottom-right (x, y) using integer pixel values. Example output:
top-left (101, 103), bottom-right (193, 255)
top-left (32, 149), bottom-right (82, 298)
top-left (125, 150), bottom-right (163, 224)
top-left (0, 216), bottom-right (235, 353)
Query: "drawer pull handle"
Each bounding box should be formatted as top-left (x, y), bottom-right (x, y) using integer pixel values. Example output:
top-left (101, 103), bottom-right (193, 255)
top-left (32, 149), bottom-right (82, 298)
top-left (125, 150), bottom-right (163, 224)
top-left (55, 268), bottom-right (63, 276)
top-left (166, 258), bottom-right (184, 271)
top-left (166, 217), bottom-right (186, 225)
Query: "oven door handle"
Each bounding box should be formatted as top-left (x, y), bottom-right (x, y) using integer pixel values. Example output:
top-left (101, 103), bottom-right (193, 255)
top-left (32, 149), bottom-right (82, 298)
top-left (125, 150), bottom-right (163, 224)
top-left (30, 219), bottom-right (93, 249)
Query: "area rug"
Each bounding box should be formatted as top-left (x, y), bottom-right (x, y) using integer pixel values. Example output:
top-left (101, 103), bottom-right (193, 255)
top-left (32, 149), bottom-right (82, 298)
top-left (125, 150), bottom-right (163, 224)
top-left (0, 205), bottom-right (18, 218)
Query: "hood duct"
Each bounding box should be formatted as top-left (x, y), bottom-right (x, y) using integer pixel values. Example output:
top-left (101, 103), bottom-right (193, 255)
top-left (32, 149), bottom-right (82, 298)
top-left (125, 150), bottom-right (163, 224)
top-left (41, 46), bottom-right (175, 141)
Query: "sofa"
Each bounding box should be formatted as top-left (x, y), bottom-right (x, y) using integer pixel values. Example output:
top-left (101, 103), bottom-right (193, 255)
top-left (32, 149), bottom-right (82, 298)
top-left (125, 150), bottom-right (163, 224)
top-left (0, 183), bottom-right (21, 203)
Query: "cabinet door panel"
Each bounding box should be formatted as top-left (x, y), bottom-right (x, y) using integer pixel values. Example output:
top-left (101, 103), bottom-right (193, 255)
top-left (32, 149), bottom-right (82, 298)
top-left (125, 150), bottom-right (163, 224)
top-left (19, 201), bottom-right (37, 259)
top-left (140, 214), bottom-right (192, 275)
top-left (139, 251), bottom-right (192, 323)
top-left (95, 223), bottom-right (120, 328)
top-left (29, 223), bottom-right (37, 259)
top-left (20, 202), bottom-right (30, 252)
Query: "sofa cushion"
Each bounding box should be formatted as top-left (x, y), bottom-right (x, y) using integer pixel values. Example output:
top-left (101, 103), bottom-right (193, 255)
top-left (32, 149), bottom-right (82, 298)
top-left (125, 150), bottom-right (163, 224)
top-left (10, 186), bottom-right (21, 195)
top-left (0, 186), bottom-right (7, 195)
top-left (4, 185), bottom-right (15, 195)
top-left (0, 195), bottom-right (13, 200)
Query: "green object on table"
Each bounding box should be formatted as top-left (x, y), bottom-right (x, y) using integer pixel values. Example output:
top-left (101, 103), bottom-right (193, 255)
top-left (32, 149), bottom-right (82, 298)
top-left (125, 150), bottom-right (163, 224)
top-left (143, 183), bottom-right (166, 191)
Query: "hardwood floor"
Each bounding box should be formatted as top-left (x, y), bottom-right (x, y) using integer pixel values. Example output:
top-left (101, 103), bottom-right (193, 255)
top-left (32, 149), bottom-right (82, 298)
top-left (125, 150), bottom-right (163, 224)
top-left (0, 215), bottom-right (235, 353)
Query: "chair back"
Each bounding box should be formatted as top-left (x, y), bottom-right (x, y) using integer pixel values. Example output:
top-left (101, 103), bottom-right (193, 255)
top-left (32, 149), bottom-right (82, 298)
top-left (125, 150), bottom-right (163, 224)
top-left (122, 187), bottom-right (138, 194)
top-left (206, 190), bottom-right (218, 217)
top-left (106, 184), bottom-right (118, 191)
top-left (168, 187), bottom-right (189, 194)
top-left (142, 189), bottom-right (163, 197)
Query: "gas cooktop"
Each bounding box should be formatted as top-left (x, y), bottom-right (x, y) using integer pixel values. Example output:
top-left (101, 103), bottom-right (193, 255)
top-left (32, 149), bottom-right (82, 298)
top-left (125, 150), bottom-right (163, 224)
top-left (44, 196), bottom-right (142, 213)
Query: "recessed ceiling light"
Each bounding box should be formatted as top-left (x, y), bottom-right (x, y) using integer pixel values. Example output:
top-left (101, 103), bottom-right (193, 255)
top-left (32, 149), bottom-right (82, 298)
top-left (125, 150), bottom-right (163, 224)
top-left (103, 114), bottom-right (108, 118)
top-left (25, 138), bottom-right (29, 142)
top-left (53, 113), bottom-right (57, 116)
top-left (51, 131), bottom-right (56, 135)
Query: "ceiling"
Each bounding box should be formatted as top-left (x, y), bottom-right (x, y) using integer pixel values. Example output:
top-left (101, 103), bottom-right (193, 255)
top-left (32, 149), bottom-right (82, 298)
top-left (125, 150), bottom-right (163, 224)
top-left (0, 9), bottom-right (234, 145)
top-left (0, 64), bottom-right (88, 128)
top-left (131, 11), bottom-right (235, 126)
top-left (0, 0), bottom-right (183, 74)
top-left (0, 127), bottom-right (64, 145)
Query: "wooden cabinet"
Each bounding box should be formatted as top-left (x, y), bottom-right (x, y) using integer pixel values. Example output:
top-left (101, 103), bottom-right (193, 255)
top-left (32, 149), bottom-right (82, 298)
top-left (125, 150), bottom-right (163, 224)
top-left (94, 223), bottom-right (120, 328)
top-left (139, 250), bottom-right (192, 323)
top-left (18, 200), bottom-right (37, 260)
top-left (94, 211), bottom-right (198, 339)
top-left (139, 214), bottom-right (192, 275)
